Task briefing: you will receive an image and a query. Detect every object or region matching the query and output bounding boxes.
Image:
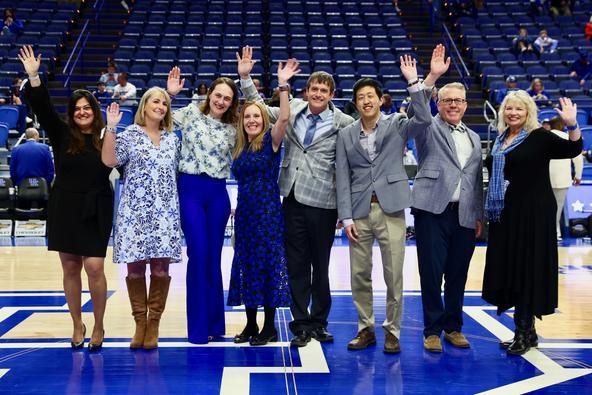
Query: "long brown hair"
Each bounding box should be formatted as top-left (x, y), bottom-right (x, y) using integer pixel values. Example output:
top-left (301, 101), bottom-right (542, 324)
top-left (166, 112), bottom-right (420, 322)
top-left (233, 101), bottom-right (270, 160)
top-left (66, 89), bottom-right (104, 154)
top-left (199, 77), bottom-right (239, 125)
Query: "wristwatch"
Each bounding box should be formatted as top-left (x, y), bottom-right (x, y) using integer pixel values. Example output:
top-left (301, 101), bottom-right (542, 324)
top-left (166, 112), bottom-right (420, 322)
top-left (278, 83), bottom-right (290, 92)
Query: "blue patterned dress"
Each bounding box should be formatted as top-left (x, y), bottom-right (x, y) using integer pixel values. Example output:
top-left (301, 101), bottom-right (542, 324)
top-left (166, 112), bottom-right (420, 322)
top-left (113, 124), bottom-right (182, 264)
top-left (227, 131), bottom-right (290, 308)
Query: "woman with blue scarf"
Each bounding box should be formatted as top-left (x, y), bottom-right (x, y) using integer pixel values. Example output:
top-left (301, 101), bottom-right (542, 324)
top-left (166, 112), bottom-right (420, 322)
top-left (482, 91), bottom-right (582, 356)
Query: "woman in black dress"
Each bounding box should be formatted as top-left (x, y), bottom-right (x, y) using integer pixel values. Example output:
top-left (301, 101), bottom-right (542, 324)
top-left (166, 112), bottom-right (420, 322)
top-left (482, 90), bottom-right (582, 355)
top-left (19, 46), bottom-right (120, 351)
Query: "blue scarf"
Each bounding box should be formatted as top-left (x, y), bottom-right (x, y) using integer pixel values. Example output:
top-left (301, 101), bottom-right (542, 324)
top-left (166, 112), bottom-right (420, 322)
top-left (485, 129), bottom-right (529, 222)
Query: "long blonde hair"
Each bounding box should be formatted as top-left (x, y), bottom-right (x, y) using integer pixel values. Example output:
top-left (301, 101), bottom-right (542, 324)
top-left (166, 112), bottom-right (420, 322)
top-left (496, 90), bottom-right (539, 133)
top-left (134, 87), bottom-right (173, 131)
top-left (233, 101), bottom-right (270, 160)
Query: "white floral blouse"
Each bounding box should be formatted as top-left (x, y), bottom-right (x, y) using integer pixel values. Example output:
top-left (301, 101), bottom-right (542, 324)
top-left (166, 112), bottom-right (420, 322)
top-left (173, 104), bottom-right (237, 179)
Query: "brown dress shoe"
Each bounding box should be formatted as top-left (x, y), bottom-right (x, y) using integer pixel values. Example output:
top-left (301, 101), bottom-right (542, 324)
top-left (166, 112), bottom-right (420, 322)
top-left (444, 331), bottom-right (470, 348)
top-left (383, 332), bottom-right (400, 354)
top-left (347, 328), bottom-right (376, 350)
top-left (424, 335), bottom-right (442, 352)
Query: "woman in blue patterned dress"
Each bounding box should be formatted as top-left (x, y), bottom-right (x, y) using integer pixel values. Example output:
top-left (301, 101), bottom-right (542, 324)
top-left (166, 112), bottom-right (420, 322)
top-left (228, 59), bottom-right (300, 345)
top-left (167, 69), bottom-right (240, 344)
top-left (102, 87), bottom-right (181, 349)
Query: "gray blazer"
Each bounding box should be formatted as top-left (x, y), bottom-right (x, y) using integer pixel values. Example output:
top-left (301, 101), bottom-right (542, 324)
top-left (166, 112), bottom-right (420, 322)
top-left (241, 79), bottom-right (354, 209)
top-left (336, 88), bottom-right (432, 221)
top-left (410, 92), bottom-right (484, 229)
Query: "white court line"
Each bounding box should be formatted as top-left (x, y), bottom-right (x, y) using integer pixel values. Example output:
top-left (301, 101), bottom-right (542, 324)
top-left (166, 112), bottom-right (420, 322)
top-left (0, 369), bottom-right (8, 379)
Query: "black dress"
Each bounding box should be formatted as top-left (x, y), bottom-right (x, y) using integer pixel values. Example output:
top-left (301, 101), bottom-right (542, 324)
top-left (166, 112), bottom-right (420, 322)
top-left (482, 128), bottom-right (582, 317)
top-left (25, 83), bottom-right (114, 257)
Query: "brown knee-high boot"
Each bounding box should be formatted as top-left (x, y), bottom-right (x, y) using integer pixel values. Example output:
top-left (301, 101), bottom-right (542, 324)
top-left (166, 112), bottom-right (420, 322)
top-left (126, 276), bottom-right (147, 349)
top-left (143, 275), bottom-right (171, 349)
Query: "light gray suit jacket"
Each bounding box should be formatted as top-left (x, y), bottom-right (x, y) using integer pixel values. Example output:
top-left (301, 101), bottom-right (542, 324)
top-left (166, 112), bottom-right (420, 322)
top-left (409, 92), bottom-right (484, 229)
top-left (241, 78), bottom-right (354, 209)
top-left (336, 88), bottom-right (432, 221)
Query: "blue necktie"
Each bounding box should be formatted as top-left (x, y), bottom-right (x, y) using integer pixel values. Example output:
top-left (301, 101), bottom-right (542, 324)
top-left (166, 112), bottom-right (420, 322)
top-left (303, 114), bottom-right (320, 147)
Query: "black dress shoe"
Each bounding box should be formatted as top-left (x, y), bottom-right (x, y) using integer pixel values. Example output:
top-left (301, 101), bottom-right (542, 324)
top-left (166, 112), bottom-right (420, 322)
top-left (311, 327), bottom-right (334, 343)
top-left (234, 325), bottom-right (259, 344)
top-left (88, 330), bottom-right (104, 352)
top-left (70, 324), bottom-right (86, 350)
top-left (290, 331), bottom-right (311, 347)
top-left (500, 327), bottom-right (538, 349)
top-left (249, 329), bottom-right (278, 346)
top-left (507, 330), bottom-right (531, 355)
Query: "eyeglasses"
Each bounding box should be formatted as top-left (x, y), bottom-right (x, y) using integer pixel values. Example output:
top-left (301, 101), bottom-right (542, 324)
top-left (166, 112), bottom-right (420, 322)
top-left (439, 98), bottom-right (467, 105)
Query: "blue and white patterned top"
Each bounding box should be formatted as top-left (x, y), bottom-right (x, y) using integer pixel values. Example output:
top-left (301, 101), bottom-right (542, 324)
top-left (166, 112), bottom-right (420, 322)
top-left (173, 104), bottom-right (237, 179)
top-left (113, 124), bottom-right (182, 264)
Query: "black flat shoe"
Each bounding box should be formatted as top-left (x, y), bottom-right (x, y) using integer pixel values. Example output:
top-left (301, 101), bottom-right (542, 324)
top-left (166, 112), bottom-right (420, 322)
top-left (249, 329), bottom-right (278, 346)
top-left (311, 327), bottom-right (334, 343)
top-left (88, 330), bottom-right (104, 352)
top-left (234, 325), bottom-right (259, 344)
top-left (290, 330), bottom-right (311, 348)
top-left (70, 324), bottom-right (86, 350)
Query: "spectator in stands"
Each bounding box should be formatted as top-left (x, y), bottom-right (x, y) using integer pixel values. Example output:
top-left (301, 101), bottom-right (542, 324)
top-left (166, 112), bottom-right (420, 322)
top-left (268, 88), bottom-right (281, 107)
top-left (238, 45), bottom-right (355, 348)
top-left (380, 93), bottom-right (397, 114)
top-left (512, 28), bottom-right (535, 54)
top-left (549, 0), bottom-right (572, 16)
top-left (10, 127), bottom-right (54, 187)
top-left (112, 72), bottom-right (137, 107)
top-left (495, 76), bottom-right (519, 105)
top-left (99, 62), bottom-right (119, 93)
top-left (399, 96), bottom-right (410, 114)
top-left (403, 146), bottom-right (418, 165)
top-left (483, 93), bottom-right (582, 356)
top-left (343, 99), bottom-right (360, 120)
top-left (528, 0), bottom-right (547, 17)
top-left (252, 78), bottom-right (266, 99)
top-left (93, 81), bottom-right (110, 105)
top-left (166, 67), bottom-right (240, 344)
top-left (191, 83), bottom-right (208, 104)
top-left (102, 89), bottom-right (181, 350)
top-left (19, 45), bottom-right (118, 352)
top-left (533, 29), bottom-right (558, 54)
top-left (541, 118), bottom-right (552, 130)
top-left (586, 16), bottom-right (592, 41)
top-left (527, 78), bottom-right (552, 107)
top-left (335, 50), bottom-right (440, 354)
top-left (298, 87), bottom-right (308, 101)
top-left (2, 8), bottom-right (23, 36)
top-left (570, 52), bottom-right (592, 86)
top-left (430, 86), bottom-right (439, 115)
top-left (11, 77), bottom-right (28, 132)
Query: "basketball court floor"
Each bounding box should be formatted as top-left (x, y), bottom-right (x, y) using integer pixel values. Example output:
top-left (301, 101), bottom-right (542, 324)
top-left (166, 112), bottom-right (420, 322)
top-left (0, 240), bottom-right (591, 394)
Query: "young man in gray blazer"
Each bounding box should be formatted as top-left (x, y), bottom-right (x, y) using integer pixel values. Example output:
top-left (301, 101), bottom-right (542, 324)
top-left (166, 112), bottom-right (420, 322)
top-left (410, 82), bottom-right (484, 352)
top-left (336, 46), bottom-right (449, 353)
top-left (237, 47), bottom-right (354, 347)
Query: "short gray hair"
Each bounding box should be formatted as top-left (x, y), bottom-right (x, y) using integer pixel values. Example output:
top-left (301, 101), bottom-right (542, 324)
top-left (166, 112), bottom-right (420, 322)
top-left (25, 128), bottom-right (39, 139)
top-left (438, 82), bottom-right (466, 101)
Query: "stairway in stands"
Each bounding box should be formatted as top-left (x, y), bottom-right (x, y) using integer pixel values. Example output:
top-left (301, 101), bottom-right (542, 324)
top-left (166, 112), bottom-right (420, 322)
top-left (398, 1), bottom-right (490, 139)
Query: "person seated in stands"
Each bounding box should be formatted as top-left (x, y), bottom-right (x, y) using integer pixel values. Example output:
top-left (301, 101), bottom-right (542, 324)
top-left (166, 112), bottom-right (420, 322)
top-left (192, 83), bottom-right (208, 104)
top-left (112, 72), bottom-right (137, 107)
top-left (252, 78), bottom-right (266, 99)
top-left (533, 29), bottom-right (558, 54)
top-left (495, 76), bottom-right (519, 105)
top-left (541, 118), bottom-right (551, 130)
top-left (586, 16), bottom-right (592, 40)
top-left (380, 93), bottom-right (397, 114)
top-left (512, 28), bottom-right (535, 54)
top-left (569, 52), bottom-right (592, 86)
top-left (343, 99), bottom-right (360, 120)
top-left (528, 0), bottom-right (547, 17)
top-left (430, 86), bottom-right (439, 115)
top-left (2, 8), bottom-right (23, 36)
top-left (99, 62), bottom-right (119, 93)
top-left (10, 127), bottom-right (54, 187)
top-left (549, 0), bottom-right (572, 16)
top-left (11, 77), bottom-right (28, 132)
top-left (527, 78), bottom-right (552, 107)
top-left (93, 81), bottom-right (111, 105)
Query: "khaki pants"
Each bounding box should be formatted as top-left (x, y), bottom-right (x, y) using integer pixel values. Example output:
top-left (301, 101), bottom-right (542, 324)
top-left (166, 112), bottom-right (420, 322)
top-left (349, 203), bottom-right (406, 337)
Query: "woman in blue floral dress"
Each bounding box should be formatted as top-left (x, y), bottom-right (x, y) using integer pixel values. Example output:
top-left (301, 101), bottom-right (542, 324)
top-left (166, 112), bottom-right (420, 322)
top-left (102, 87), bottom-right (181, 350)
top-left (228, 59), bottom-right (300, 346)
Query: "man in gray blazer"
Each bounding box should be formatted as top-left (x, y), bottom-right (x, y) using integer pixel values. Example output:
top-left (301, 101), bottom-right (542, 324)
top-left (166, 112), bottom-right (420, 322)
top-left (410, 82), bottom-right (484, 353)
top-left (237, 47), bottom-right (354, 347)
top-left (336, 47), bottom-right (449, 354)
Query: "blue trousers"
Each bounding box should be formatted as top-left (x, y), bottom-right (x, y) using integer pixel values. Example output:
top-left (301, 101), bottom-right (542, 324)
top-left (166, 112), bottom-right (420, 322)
top-left (413, 205), bottom-right (476, 337)
top-left (179, 173), bottom-right (230, 344)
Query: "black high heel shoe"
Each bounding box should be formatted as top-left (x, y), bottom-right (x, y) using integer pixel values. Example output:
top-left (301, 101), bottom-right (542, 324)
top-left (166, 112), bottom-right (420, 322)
top-left (249, 328), bottom-right (278, 346)
top-left (88, 329), bottom-right (104, 352)
top-left (70, 324), bottom-right (86, 350)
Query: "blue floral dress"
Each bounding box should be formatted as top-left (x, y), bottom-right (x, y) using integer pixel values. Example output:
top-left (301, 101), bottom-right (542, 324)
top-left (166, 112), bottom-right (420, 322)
top-left (227, 131), bottom-right (290, 308)
top-left (113, 124), bottom-right (182, 264)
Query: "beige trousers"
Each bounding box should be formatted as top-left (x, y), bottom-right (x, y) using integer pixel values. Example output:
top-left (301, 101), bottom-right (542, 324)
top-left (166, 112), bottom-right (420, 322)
top-left (349, 203), bottom-right (406, 338)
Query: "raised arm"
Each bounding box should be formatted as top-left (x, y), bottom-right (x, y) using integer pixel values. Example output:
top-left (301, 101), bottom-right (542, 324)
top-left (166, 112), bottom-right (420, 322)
top-left (167, 66), bottom-right (185, 97)
top-left (555, 97), bottom-right (581, 142)
top-left (423, 44), bottom-right (451, 87)
top-left (18, 45), bottom-right (41, 88)
top-left (271, 58), bottom-right (300, 152)
top-left (101, 102), bottom-right (123, 168)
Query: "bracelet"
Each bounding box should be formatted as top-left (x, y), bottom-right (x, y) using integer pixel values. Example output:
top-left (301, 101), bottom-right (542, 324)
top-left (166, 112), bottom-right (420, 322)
top-left (28, 74), bottom-right (40, 81)
top-left (566, 123), bottom-right (579, 131)
top-left (407, 79), bottom-right (419, 87)
top-left (278, 83), bottom-right (290, 92)
top-left (100, 126), bottom-right (116, 139)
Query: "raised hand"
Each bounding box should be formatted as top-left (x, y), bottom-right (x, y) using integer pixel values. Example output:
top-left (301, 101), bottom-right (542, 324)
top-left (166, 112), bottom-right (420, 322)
top-left (554, 97), bottom-right (577, 127)
top-left (17, 45), bottom-right (41, 77)
top-left (430, 44), bottom-right (451, 77)
top-left (106, 102), bottom-right (122, 128)
top-left (277, 58), bottom-right (301, 85)
top-left (236, 45), bottom-right (257, 79)
top-left (167, 66), bottom-right (185, 96)
top-left (399, 54), bottom-right (418, 83)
